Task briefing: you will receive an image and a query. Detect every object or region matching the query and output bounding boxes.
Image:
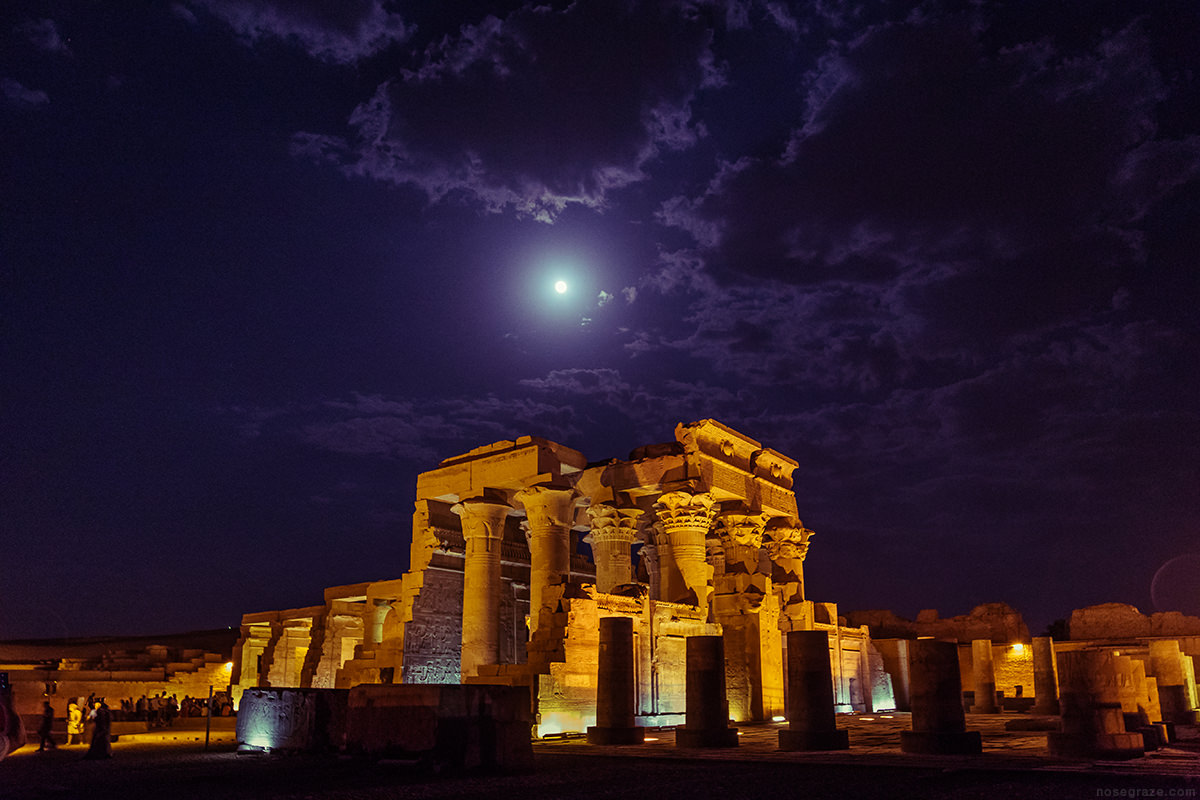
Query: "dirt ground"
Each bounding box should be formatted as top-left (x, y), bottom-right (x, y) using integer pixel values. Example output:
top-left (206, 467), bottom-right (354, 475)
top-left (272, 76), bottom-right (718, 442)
top-left (2, 737), bottom-right (1197, 800)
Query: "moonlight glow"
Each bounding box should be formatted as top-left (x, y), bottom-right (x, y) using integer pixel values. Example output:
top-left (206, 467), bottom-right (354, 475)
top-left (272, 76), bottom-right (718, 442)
top-left (554, 280), bottom-right (568, 294)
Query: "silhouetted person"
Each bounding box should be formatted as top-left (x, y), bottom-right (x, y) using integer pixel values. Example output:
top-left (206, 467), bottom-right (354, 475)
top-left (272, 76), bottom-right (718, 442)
top-left (0, 684), bottom-right (27, 759)
top-left (67, 700), bottom-right (84, 745)
top-left (84, 699), bottom-right (111, 759)
top-left (37, 701), bottom-right (56, 751)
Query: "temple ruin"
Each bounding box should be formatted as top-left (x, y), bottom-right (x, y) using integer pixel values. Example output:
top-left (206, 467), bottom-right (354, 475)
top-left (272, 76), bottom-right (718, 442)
top-left (231, 419), bottom-right (894, 734)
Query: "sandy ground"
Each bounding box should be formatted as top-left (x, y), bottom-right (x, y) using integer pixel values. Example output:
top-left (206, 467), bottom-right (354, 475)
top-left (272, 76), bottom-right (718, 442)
top-left (2, 715), bottom-right (1197, 800)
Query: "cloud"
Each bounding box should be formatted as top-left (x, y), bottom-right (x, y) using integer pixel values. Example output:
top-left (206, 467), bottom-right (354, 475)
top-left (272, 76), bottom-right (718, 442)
top-left (2, 78), bottom-right (49, 106)
top-left (15, 18), bottom-right (71, 55)
top-left (192, 0), bottom-right (410, 63)
top-left (295, 2), bottom-right (718, 219)
top-left (659, 15), bottom-right (1200, 351)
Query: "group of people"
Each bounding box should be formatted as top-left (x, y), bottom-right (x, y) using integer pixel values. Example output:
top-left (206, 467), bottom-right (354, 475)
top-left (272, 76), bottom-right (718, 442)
top-left (38, 697), bottom-right (111, 759)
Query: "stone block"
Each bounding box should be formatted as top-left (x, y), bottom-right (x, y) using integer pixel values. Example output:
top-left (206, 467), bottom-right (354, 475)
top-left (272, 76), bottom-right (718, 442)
top-left (236, 688), bottom-right (349, 753)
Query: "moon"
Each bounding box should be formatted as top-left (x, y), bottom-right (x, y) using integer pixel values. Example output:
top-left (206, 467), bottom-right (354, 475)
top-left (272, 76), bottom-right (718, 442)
top-left (1150, 553), bottom-right (1200, 616)
top-left (554, 280), bottom-right (568, 294)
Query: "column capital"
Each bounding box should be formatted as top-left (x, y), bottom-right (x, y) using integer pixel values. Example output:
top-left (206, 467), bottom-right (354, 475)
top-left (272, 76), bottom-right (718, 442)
top-left (763, 523), bottom-right (814, 564)
top-left (452, 498), bottom-right (511, 541)
top-left (653, 490), bottom-right (716, 532)
top-left (514, 483), bottom-right (577, 529)
top-left (717, 512), bottom-right (769, 548)
top-left (584, 503), bottom-right (643, 545)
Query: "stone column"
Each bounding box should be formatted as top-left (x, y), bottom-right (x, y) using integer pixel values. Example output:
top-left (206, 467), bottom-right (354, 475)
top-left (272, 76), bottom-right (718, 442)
top-left (900, 640), bottom-right (982, 754)
top-left (454, 498), bottom-right (511, 680)
top-left (1149, 640), bottom-right (1200, 725)
top-left (1030, 636), bottom-right (1060, 715)
top-left (515, 484), bottom-right (576, 634)
top-left (779, 630), bottom-right (849, 751)
top-left (587, 616), bottom-right (643, 745)
top-left (654, 491), bottom-right (716, 613)
top-left (676, 635), bottom-right (739, 748)
top-left (1048, 649), bottom-right (1144, 759)
top-left (639, 536), bottom-right (662, 601)
top-left (365, 599), bottom-right (392, 647)
top-left (585, 504), bottom-right (643, 594)
top-left (970, 639), bottom-right (999, 713)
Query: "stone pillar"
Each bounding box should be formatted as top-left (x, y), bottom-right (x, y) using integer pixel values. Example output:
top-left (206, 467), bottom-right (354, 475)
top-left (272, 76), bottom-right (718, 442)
top-left (515, 484), bottom-right (576, 633)
top-left (1030, 636), bottom-right (1059, 714)
top-left (900, 640), bottom-right (982, 754)
top-left (778, 630), bottom-right (849, 751)
top-left (970, 639), bottom-right (999, 713)
top-left (1149, 640), bottom-right (1200, 725)
top-left (654, 491), bottom-right (716, 613)
top-left (1046, 650), bottom-right (1143, 759)
top-left (365, 600), bottom-right (391, 647)
top-left (1048, 650), bottom-right (1144, 759)
top-left (259, 621), bottom-right (285, 688)
top-left (587, 617), bottom-right (643, 745)
top-left (676, 635), bottom-right (739, 748)
top-left (585, 504), bottom-right (643, 594)
top-left (639, 537), bottom-right (662, 601)
top-left (454, 498), bottom-right (510, 680)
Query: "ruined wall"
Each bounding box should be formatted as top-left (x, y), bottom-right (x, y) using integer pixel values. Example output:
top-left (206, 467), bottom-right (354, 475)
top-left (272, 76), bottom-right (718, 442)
top-left (402, 567), bottom-right (465, 684)
top-left (1069, 603), bottom-right (1200, 640)
top-left (845, 603), bottom-right (1029, 642)
top-left (6, 658), bottom-right (234, 717)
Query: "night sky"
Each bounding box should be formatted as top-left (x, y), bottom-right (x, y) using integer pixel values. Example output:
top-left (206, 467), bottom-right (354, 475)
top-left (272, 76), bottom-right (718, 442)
top-left (3, 1), bottom-right (1199, 641)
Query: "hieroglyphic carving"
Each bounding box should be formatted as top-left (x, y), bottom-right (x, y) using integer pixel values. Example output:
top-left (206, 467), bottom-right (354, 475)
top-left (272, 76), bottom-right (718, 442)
top-left (403, 568), bottom-right (463, 683)
top-left (236, 689), bottom-right (317, 751)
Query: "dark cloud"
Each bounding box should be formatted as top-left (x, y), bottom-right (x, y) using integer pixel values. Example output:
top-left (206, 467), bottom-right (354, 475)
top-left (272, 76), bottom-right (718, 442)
top-left (295, 2), bottom-right (718, 219)
top-left (191, 0), bottom-right (410, 63)
top-left (662, 13), bottom-right (1200, 349)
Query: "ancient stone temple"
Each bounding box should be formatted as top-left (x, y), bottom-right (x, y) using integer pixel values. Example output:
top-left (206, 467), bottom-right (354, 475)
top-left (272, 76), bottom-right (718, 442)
top-left (232, 420), bottom-right (894, 735)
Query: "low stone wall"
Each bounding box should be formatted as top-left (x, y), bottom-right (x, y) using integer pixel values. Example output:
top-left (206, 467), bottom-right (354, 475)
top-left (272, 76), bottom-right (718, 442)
top-left (344, 684), bottom-right (532, 770)
top-left (236, 688), bottom-right (348, 753)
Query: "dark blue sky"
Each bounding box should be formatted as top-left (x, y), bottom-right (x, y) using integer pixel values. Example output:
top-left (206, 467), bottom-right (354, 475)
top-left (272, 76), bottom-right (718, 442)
top-left (3, 1), bottom-right (1198, 640)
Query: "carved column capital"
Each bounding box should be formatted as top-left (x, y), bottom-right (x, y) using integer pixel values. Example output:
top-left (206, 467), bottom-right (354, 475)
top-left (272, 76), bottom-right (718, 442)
top-left (514, 484), bottom-right (577, 529)
top-left (653, 490), bottom-right (716, 532)
top-left (585, 503), bottom-right (643, 546)
top-left (452, 498), bottom-right (510, 541)
top-left (763, 523), bottom-right (814, 564)
top-left (585, 504), bottom-right (644, 594)
top-left (717, 512), bottom-right (768, 575)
